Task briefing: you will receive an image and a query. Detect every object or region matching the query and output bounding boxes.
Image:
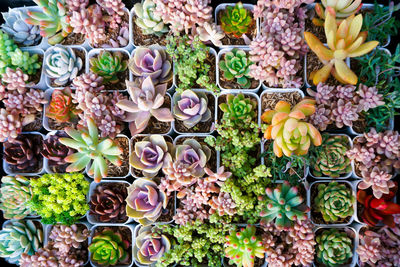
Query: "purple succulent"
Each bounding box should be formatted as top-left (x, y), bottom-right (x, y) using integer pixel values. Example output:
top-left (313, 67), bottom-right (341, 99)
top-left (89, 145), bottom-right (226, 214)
top-left (332, 99), bottom-right (359, 128)
top-left (355, 84), bottom-right (385, 112)
top-left (307, 83), bottom-right (335, 105)
top-left (309, 104), bottom-right (331, 131)
top-left (359, 166), bottom-right (395, 199)
top-left (335, 85), bottom-right (355, 100)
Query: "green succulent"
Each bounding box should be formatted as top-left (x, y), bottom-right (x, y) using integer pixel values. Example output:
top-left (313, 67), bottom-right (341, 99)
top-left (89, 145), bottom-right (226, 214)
top-left (219, 49), bottom-right (253, 88)
top-left (316, 229), bottom-right (353, 267)
top-left (219, 93), bottom-right (257, 122)
top-left (89, 228), bottom-right (130, 266)
top-left (220, 2), bottom-right (253, 38)
top-left (0, 30), bottom-right (18, 74)
top-left (311, 135), bottom-right (351, 177)
top-left (90, 50), bottom-right (128, 84)
top-left (314, 182), bottom-right (355, 223)
top-left (0, 220), bottom-right (43, 264)
top-left (134, 0), bottom-right (169, 36)
top-left (0, 176), bottom-right (33, 219)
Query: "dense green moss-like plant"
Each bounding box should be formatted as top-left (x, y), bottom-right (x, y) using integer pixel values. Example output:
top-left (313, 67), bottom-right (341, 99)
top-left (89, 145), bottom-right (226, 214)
top-left (29, 173), bottom-right (89, 225)
top-left (0, 175), bottom-right (32, 219)
top-left (90, 50), bottom-right (128, 84)
top-left (219, 93), bottom-right (257, 123)
top-left (220, 2), bottom-right (253, 38)
top-left (219, 49), bottom-right (253, 88)
top-left (316, 229), bottom-right (353, 267)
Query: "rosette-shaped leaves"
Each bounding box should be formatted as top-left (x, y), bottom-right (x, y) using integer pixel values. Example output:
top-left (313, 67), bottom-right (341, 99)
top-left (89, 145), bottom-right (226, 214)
top-left (134, 225), bottom-right (171, 265)
top-left (311, 135), bottom-right (351, 177)
top-left (0, 220), bottom-right (43, 264)
top-left (313, 0), bottom-right (362, 26)
top-left (260, 181), bottom-right (309, 229)
top-left (46, 87), bottom-right (80, 123)
top-left (219, 49), bottom-right (253, 88)
top-left (130, 135), bottom-right (172, 178)
top-left (174, 139), bottom-right (211, 178)
top-left (4, 134), bottom-right (42, 171)
top-left (134, 0), bottom-right (169, 36)
top-left (316, 229), bottom-right (353, 267)
top-left (304, 9), bottom-right (378, 85)
top-left (59, 117), bottom-right (123, 182)
top-left (0, 176), bottom-right (32, 219)
top-left (126, 178), bottom-right (168, 225)
top-left (220, 2), bottom-right (253, 38)
top-left (89, 228), bottom-right (130, 266)
top-left (116, 77), bottom-right (173, 135)
top-left (262, 99), bottom-right (322, 157)
top-left (129, 45), bottom-right (172, 84)
top-left (41, 132), bottom-right (75, 168)
top-left (219, 93), bottom-right (257, 122)
top-left (44, 45), bottom-right (83, 86)
top-left (173, 90), bottom-right (212, 129)
top-left (359, 166), bottom-right (395, 199)
top-left (90, 50), bottom-right (128, 84)
top-left (314, 182), bottom-right (355, 223)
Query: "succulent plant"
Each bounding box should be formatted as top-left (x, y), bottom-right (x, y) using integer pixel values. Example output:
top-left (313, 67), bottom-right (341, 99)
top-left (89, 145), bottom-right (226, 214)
top-left (316, 229), bottom-right (353, 267)
top-left (46, 87), bottom-right (80, 123)
top-left (224, 225), bottom-right (265, 267)
top-left (356, 230), bottom-right (383, 267)
top-left (41, 132), bottom-right (75, 169)
top-left (313, 0), bottom-right (362, 26)
top-left (220, 2), bottom-right (253, 38)
top-left (134, 0), bottom-right (169, 36)
top-left (304, 9), bottom-right (379, 85)
top-left (197, 22), bottom-right (225, 47)
top-left (66, 0), bottom-right (89, 11)
top-left (0, 109), bottom-right (21, 142)
top-left (48, 223), bottom-right (90, 254)
top-left (126, 178), bottom-right (168, 225)
top-left (59, 117), bottom-right (123, 182)
top-left (314, 182), bottom-right (355, 223)
top-left (0, 220), bottom-right (43, 264)
top-left (219, 49), bottom-right (253, 88)
top-left (90, 50), bottom-right (128, 84)
top-left (219, 93), bottom-right (257, 123)
top-left (1, 8), bottom-right (41, 46)
top-left (134, 225), bottom-right (171, 265)
top-left (359, 167), bottom-right (396, 199)
top-left (0, 30), bottom-right (18, 74)
top-left (173, 89), bottom-right (212, 129)
top-left (116, 77), bottom-right (173, 135)
top-left (130, 135), bottom-right (172, 178)
top-left (4, 134), bottom-right (42, 172)
top-left (260, 181), bottom-right (309, 229)
top-left (44, 45), bottom-right (83, 86)
top-left (25, 0), bottom-right (73, 45)
top-left (174, 139), bottom-right (211, 178)
top-left (311, 135), bottom-right (351, 177)
top-left (0, 176), bottom-right (32, 219)
top-left (90, 183), bottom-right (128, 223)
top-left (89, 228), bottom-right (130, 266)
top-left (9, 48), bottom-right (41, 76)
top-left (261, 99), bottom-right (322, 157)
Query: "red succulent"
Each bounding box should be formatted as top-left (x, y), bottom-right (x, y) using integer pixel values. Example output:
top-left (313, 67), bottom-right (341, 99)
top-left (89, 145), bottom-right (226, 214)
top-left (46, 87), bottom-right (80, 122)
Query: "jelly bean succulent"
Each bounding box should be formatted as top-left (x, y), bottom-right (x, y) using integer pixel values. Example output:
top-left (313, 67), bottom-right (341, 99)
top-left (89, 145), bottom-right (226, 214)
top-left (25, 0), bottom-right (73, 44)
top-left (46, 87), bottom-right (80, 123)
top-left (219, 49), bottom-right (253, 88)
top-left (314, 182), bottom-right (355, 223)
top-left (0, 220), bottom-right (43, 264)
top-left (310, 135), bottom-right (351, 177)
top-left (173, 90), bottom-right (212, 129)
top-left (116, 77), bottom-right (173, 135)
top-left (126, 178), bottom-right (168, 225)
top-left (313, 0), bottom-right (362, 26)
top-left (260, 181), bottom-right (309, 229)
top-left (224, 225), bottom-right (265, 267)
top-left (89, 228), bottom-right (130, 266)
top-left (130, 135), bottom-right (172, 178)
top-left (219, 93), bottom-right (257, 123)
top-left (134, 225), bottom-right (171, 265)
top-left (174, 139), bottom-right (211, 178)
top-left (316, 229), bottom-right (353, 267)
top-left (134, 0), bottom-right (169, 37)
top-left (262, 99), bottom-right (322, 157)
top-left (9, 48), bottom-right (41, 76)
top-left (0, 176), bottom-right (32, 219)
top-left (304, 9), bottom-right (379, 85)
top-left (90, 50), bottom-right (128, 84)
top-left (44, 45), bottom-right (83, 86)
top-left (59, 117), bottom-right (123, 182)
top-left (220, 2), bottom-right (253, 38)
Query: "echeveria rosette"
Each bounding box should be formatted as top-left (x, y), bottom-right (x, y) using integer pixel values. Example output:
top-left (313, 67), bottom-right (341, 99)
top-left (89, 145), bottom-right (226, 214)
top-left (316, 229), bottom-right (353, 267)
top-left (134, 0), bottom-right (169, 37)
top-left (0, 175), bottom-right (32, 219)
top-left (219, 49), bottom-right (253, 88)
top-left (134, 225), bottom-right (171, 265)
top-left (116, 77), bottom-right (173, 135)
top-left (90, 50), bottom-right (128, 84)
top-left (129, 45), bottom-right (172, 84)
top-left (220, 2), bottom-right (253, 38)
top-left (173, 90), bottom-right (212, 129)
top-left (46, 87), bottom-right (81, 123)
top-left (219, 93), bottom-right (257, 122)
top-left (359, 166), bottom-right (395, 199)
top-left (126, 178), bottom-right (168, 225)
top-left (130, 135), bottom-right (172, 178)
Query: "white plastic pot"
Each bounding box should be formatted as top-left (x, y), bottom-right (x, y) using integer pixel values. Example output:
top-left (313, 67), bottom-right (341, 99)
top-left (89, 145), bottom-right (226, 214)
top-left (20, 47), bottom-right (45, 89)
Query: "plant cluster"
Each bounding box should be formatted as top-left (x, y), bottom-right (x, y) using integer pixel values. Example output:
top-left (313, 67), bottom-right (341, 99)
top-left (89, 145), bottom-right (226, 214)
top-left (220, 2), bottom-right (253, 39)
top-left (133, 0), bottom-right (169, 37)
top-left (0, 175), bottom-right (33, 219)
top-left (46, 87), bottom-right (80, 123)
top-left (315, 229), bottom-right (353, 267)
top-left (90, 50), bottom-right (127, 84)
top-left (219, 49), bottom-right (253, 88)
top-left (41, 131), bottom-right (75, 172)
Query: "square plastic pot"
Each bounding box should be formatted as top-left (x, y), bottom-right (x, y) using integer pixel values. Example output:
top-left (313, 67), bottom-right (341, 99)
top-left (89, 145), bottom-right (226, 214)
top-left (20, 47), bottom-right (45, 89)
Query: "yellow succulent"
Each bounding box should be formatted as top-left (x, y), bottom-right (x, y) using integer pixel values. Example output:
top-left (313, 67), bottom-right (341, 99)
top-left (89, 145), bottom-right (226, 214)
top-left (313, 0), bottom-right (363, 26)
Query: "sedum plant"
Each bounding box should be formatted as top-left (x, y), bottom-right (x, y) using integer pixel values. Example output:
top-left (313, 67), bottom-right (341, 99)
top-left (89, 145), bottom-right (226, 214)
top-left (134, 0), bottom-right (169, 36)
top-left (219, 93), bottom-right (257, 123)
top-left (9, 48), bottom-right (41, 76)
top-left (261, 99), bottom-right (322, 157)
top-left (316, 229), bottom-right (353, 267)
top-left (219, 49), bottom-right (253, 88)
top-left (90, 50), bottom-right (128, 84)
top-left (313, 0), bottom-right (362, 26)
top-left (220, 2), bottom-right (253, 38)
top-left (224, 225), bottom-right (265, 267)
top-left (304, 9), bottom-right (379, 85)
top-left (59, 117), bottom-right (123, 182)
top-left (0, 175), bottom-right (32, 219)
top-left (46, 87), bottom-right (80, 123)
top-left (314, 182), bottom-right (355, 223)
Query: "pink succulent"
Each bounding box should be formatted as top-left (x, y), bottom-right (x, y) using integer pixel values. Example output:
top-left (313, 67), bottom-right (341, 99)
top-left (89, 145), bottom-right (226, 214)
top-left (359, 166), bottom-right (395, 199)
top-left (356, 84), bottom-right (385, 112)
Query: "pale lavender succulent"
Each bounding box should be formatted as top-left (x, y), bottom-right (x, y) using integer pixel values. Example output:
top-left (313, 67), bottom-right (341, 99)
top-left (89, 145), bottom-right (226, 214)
top-left (254, 0), bottom-right (313, 17)
top-left (357, 230), bottom-right (382, 266)
top-left (375, 130), bottom-right (400, 159)
top-left (116, 77), bottom-right (173, 135)
top-left (66, 0), bottom-right (89, 12)
top-left (2, 68), bottom-right (34, 93)
top-left (307, 83), bottom-right (335, 105)
top-left (355, 84), bottom-right (385, 112)
top-left (346, 145), bottom-right (376, 169)
top-left (336, 84), bottom-right (355, 100)
top-left (309, 104), bottom-right (331, 131)
top-left (174, 139), bottom-right (211, 178)
top-left (359, 166), bottom-right (395, 199)
top-left (331, 99), bottom-right (359, 128)
top-left (196, 22), bottom-right (225, 47)
top-left (173, 90), bottom-right (212, 129)
top-left (0, 109), bottom-right (21, 142)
